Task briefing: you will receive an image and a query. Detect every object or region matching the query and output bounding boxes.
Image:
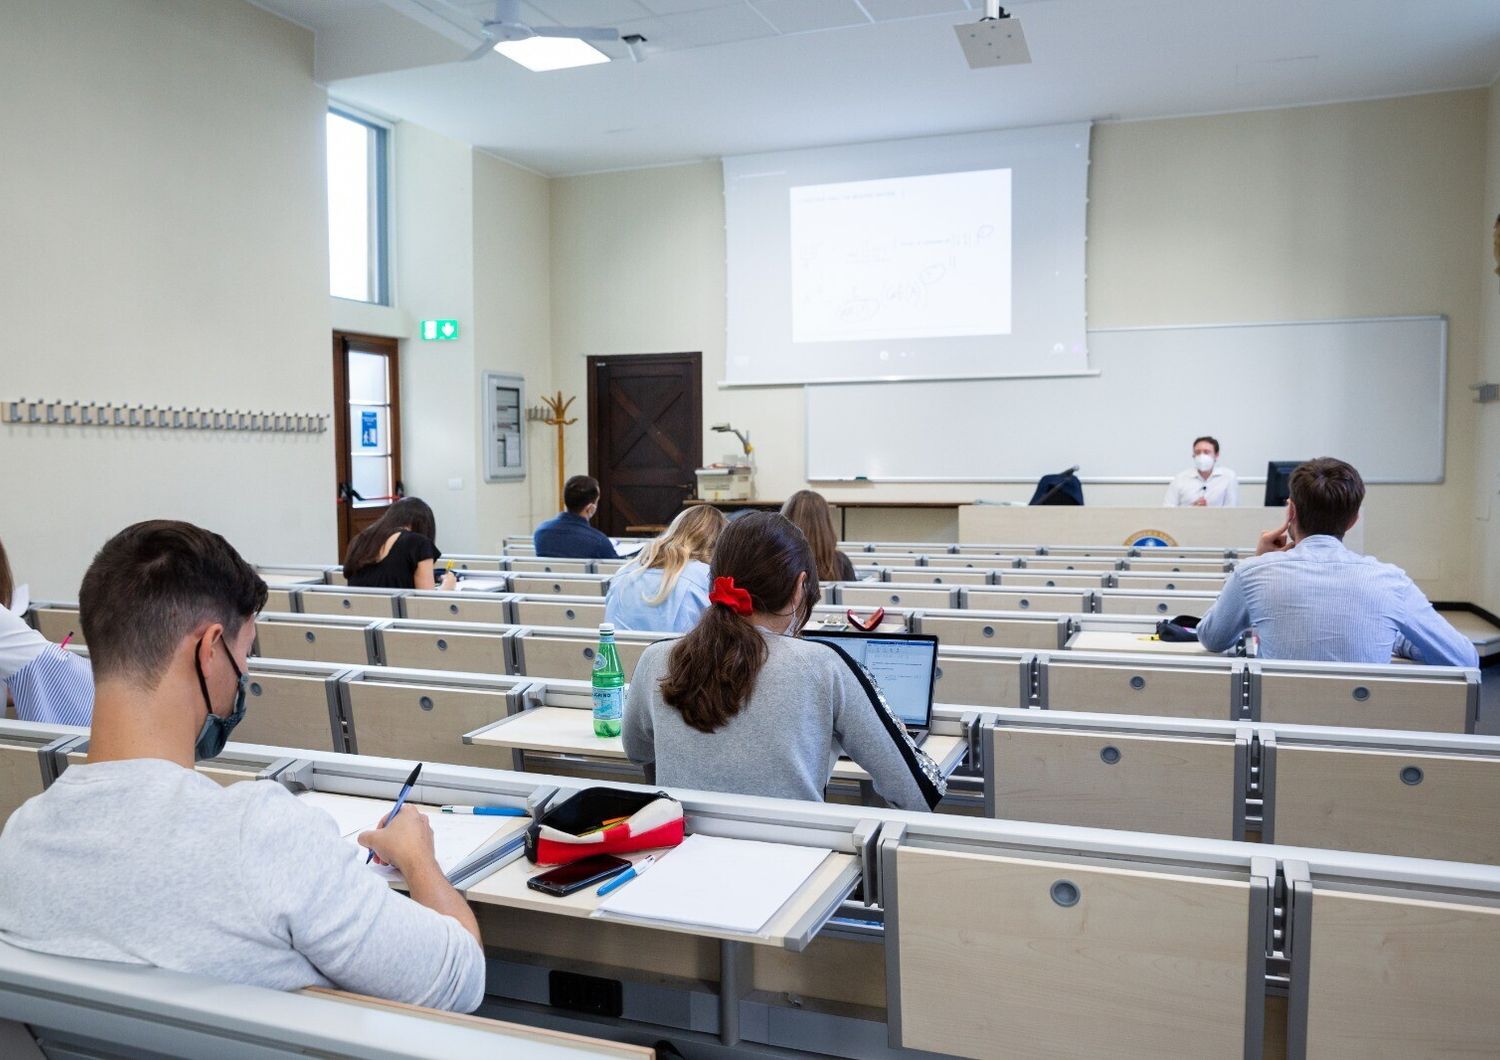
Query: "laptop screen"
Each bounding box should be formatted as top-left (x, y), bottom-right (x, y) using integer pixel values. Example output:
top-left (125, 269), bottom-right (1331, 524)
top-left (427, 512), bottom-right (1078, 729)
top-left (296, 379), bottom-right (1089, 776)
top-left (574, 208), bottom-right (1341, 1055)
top-left (802, 631), bottom-right (938, 728)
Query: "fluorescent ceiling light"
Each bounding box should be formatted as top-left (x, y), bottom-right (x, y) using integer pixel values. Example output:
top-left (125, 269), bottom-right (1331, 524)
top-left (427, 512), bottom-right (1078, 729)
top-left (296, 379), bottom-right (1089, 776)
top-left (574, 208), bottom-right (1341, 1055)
top-left (494, 37), bottom-right (610, 72)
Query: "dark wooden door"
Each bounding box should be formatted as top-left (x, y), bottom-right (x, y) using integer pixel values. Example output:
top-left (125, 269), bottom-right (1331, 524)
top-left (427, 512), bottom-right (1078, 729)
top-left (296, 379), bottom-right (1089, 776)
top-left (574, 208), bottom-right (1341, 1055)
top-left (332, 332), bottom-right (403, 560)
top-left (587, 352), bottom-right (702, 537)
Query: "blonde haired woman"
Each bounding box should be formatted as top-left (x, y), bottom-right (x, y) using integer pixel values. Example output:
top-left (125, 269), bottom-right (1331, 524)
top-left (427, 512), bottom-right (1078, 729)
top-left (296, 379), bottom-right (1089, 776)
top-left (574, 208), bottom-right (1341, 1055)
top-left (780, 490), bottom-right (856, 583)
top-left (605, 506), bottom-right (728, 632)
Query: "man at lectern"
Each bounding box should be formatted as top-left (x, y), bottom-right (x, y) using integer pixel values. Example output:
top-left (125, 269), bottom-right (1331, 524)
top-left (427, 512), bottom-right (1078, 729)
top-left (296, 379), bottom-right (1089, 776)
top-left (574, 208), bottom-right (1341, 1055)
top-left (1163, 436), bottom-right (1239, 507)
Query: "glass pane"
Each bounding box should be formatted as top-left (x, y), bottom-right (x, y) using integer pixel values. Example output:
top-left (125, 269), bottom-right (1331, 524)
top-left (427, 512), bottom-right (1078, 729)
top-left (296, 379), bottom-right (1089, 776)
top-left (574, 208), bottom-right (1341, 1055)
top-left (347, 351), bottom-right (388, 405)
top-left (327, 111), bottom-right (371, 301)
top-left (349, 404), bottom-right (389, 457)
top-left (351, 455), bottom-right (391, 507)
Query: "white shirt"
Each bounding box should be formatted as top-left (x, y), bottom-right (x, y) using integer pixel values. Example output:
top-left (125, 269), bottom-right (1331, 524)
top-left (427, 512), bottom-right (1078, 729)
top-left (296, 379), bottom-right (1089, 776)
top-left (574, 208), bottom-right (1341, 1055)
top-left (1163, 465), bottom-right (1239, 507)
top-left (0, 758), bottom-right (485, 1012)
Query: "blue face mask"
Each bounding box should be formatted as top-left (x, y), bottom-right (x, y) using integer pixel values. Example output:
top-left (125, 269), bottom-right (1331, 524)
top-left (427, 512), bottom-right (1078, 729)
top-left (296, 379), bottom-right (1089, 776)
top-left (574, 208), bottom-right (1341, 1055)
top-left (193, 634), bottom-right (249, 762)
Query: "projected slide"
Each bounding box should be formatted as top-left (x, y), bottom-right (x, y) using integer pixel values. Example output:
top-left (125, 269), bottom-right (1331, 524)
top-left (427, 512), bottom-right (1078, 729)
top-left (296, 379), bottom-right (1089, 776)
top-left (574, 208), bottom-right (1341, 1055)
top-left (790, 169), bottom-right (1012, 343)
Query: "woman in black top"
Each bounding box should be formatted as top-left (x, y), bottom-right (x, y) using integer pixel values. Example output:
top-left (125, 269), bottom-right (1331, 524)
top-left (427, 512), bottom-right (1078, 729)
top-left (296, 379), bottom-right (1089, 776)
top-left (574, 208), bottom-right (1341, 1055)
top-left (342, 498), bottom-right (457, 591)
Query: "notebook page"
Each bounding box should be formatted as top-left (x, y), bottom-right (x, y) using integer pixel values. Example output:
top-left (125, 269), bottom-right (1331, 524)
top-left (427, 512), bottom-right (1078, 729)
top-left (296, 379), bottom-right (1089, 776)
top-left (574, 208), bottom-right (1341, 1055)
top-left (297, 792), bottom-right (511, 877)
top-left (596, 834), bottom-right (830, 934)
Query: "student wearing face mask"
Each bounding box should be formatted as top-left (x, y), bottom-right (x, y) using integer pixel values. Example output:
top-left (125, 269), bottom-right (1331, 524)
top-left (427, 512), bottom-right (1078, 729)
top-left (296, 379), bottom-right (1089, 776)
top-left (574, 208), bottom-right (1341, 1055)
top-left (621, 512), bottom-right (943, 810)
top-left (1164, 436), bottom-right (1239, 507)
top-left (0, 521), bottom-right (485, 1012)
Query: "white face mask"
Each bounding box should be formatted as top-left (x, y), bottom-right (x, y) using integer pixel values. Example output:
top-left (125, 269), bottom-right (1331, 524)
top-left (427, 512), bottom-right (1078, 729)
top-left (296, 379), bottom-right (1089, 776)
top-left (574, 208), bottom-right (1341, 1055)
top-left (1193, 453), bottom-right (1216, 473)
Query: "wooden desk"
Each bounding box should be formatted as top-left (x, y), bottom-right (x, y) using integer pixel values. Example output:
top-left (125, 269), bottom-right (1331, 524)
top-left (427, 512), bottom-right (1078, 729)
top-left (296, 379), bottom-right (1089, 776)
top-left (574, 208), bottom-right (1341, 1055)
top-left (303, 988), bottom-right (655, 1057)
top-left (467, 706), bottom-right (967, 787)
top-left (1066, 630), bottom-right (1215, 656)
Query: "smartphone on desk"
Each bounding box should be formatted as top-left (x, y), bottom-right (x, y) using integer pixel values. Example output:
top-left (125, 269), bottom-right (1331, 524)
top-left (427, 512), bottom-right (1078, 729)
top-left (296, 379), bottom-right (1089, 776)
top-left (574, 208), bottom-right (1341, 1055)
top-left (527, 855), bottom-right (631, 897)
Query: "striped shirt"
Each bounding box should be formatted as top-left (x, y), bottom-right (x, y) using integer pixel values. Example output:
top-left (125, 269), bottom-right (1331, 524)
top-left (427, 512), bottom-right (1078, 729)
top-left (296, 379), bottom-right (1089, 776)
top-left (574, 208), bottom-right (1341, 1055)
top-left (1, 605), bottom-right (94, 726)
top-left (1197, 535), bottom-right (1477, 667)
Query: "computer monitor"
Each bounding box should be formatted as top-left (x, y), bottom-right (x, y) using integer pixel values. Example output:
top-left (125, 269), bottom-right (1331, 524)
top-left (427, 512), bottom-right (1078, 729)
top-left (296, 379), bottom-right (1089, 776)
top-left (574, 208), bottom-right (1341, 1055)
top-left (800, 630), bottom-right (938, 730)
top-left (1264, 461), bottom-right (1301, 507)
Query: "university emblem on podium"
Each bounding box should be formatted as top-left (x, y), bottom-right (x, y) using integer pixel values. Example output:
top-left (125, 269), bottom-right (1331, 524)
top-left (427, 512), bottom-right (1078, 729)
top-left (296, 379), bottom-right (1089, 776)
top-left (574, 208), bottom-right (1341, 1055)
top-left (1124, 529), bottom-right (1178, 548)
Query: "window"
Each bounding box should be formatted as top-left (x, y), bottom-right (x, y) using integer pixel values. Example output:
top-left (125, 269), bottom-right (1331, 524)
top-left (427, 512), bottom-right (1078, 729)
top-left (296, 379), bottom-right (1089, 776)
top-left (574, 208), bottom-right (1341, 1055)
top-left (326, 108), bottom-right (389, 304)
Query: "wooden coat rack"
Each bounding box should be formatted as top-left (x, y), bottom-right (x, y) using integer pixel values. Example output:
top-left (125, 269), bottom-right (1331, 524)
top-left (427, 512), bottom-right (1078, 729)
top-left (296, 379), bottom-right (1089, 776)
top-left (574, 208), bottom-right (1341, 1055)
top-left (534, 392), bottom-right (577, 512)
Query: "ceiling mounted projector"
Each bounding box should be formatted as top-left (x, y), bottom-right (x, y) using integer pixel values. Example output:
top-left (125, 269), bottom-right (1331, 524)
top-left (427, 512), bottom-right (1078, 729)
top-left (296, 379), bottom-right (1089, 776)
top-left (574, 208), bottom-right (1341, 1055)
top-left (955, 2), bottom-right (1031, 69)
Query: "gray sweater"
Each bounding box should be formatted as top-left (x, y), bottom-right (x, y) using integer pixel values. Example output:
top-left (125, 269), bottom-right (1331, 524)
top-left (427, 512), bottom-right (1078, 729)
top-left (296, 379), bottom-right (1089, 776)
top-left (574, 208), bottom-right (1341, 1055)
top-left (622, 629), bottom-right (939, 810)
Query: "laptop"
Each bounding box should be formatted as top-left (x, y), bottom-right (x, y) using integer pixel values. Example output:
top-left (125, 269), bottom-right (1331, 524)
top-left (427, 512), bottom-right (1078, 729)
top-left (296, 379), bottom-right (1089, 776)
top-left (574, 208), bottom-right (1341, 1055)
top-left (801, 630), bottom-right (939, 744)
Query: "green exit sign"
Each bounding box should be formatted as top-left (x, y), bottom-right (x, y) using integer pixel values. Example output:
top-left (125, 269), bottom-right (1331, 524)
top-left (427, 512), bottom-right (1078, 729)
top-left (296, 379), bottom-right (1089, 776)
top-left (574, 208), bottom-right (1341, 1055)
top-left (420, 319), bottom-right (460, 341)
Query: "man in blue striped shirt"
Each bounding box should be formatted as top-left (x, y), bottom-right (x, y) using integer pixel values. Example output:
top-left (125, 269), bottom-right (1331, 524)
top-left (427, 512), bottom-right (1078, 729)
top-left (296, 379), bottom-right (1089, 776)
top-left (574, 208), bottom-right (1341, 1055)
top-left (1197, 458), bottom-right (1477, 667)
top-left (0, 604), bottom-right (93, 726)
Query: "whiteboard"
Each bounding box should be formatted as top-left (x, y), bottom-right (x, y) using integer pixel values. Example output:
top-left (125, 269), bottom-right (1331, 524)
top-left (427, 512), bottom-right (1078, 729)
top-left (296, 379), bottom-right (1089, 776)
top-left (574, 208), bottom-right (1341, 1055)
top-left (804, 316), bottom-right (1446, 484)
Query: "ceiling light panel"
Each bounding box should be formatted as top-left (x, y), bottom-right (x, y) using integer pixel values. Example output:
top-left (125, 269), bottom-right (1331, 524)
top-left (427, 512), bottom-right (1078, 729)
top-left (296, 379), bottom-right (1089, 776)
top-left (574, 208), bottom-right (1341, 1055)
top-left (494, 35), bottom-right (612, 69)
top-left (750, 0), bottom-right (869, 35)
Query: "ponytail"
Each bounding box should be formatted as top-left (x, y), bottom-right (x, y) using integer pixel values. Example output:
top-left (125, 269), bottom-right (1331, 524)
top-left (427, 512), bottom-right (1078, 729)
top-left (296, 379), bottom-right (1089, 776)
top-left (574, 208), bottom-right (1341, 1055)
top-left (660, 604), bottom-right (768, 733)
top-left (658, 512), bottom-right (820, 734)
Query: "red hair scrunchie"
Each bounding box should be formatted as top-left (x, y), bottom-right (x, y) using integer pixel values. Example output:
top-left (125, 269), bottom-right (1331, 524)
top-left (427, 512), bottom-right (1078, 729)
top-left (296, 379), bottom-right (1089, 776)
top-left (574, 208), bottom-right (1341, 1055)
top-left (708, 576), bottom-right (754, 616)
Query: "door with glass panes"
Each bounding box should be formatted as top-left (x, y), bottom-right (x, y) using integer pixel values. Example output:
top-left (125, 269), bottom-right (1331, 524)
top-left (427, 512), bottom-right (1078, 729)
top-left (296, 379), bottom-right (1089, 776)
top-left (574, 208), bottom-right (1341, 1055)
top-left (333, 332), bottom-right (402, 560)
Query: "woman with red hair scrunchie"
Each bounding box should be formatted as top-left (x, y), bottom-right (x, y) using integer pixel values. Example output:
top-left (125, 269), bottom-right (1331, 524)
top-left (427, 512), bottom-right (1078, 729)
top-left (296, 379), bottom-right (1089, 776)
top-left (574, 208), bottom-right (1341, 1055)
top-left (620, 512), bottom-right (943, 811)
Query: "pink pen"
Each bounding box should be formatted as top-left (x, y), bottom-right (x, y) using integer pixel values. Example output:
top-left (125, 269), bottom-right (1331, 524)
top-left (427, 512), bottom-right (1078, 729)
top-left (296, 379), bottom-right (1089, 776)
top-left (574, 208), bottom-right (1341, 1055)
top-left (59, 632), bottom-right (74, 649)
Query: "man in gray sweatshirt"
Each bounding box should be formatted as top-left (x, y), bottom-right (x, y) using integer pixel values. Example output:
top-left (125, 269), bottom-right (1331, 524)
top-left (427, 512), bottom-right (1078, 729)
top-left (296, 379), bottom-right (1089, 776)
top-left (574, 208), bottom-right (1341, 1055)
top-left (0, 521), bottom-right (485, 1012)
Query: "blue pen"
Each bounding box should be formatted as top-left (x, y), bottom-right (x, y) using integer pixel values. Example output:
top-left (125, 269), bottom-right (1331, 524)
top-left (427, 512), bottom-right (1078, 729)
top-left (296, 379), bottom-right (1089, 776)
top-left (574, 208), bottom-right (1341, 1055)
top-left (366, 763), bottom-right (423, 864)
top-left (597, 854), bottom-right (656, 897)
top-left (439, 805), bottom-right (528, 817)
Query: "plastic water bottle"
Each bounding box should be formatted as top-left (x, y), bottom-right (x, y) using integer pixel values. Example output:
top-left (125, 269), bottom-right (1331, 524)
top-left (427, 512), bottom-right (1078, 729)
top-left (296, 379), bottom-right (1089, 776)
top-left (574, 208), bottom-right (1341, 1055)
top-left (591, 623), bottom-right (624, 738)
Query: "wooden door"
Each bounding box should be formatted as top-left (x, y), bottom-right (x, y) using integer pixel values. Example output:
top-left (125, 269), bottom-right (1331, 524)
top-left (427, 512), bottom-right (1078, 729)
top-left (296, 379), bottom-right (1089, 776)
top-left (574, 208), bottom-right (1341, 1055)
top-left (333, 332), bottom-right (403, 560)
top-left (587, 353), bottom-right (702, 537)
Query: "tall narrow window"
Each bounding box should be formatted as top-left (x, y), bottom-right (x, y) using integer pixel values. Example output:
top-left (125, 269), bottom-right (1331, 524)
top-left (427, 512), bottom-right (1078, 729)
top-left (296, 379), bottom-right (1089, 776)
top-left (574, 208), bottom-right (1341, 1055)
top-left (326, 108), bottom-right (389, 304)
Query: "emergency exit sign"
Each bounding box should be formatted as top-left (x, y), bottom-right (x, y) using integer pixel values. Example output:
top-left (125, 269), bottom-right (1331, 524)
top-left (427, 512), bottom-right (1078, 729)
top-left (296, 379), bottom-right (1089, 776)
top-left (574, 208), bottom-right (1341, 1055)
top-left (420, 319), bottom-right (460, 341)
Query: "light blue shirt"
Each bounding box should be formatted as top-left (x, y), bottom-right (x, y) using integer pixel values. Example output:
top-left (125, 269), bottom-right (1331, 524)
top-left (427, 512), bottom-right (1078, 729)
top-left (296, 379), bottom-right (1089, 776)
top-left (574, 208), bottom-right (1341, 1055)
top-left (0, 604), bottom-right (93, 726)
top-left (1197, 535), bottom-right (1477, 667)
top-left (604, 560), bottom-right (712, 634)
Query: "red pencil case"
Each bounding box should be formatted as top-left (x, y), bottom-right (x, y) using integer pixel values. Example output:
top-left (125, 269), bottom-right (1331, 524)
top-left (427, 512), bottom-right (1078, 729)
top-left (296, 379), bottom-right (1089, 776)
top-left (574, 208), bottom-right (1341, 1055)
top-left (524, 786), bottom-right (684, 866)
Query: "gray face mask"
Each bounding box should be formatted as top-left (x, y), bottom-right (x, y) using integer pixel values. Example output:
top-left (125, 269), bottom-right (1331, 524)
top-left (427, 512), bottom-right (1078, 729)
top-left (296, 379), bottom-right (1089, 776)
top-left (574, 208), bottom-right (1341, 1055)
top-left (193, 634), bottom-right (249, 762)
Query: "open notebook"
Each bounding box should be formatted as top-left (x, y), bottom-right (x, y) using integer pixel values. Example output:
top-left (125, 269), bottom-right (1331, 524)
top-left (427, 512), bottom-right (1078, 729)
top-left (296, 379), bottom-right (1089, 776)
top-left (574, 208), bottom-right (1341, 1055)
top-left (297, 791), bottom-right (527, 886)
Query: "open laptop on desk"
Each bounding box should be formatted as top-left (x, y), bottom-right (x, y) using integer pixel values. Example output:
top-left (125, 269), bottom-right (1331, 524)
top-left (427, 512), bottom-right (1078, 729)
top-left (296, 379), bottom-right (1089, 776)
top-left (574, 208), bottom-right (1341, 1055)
top-left (801, 630), bottom-right (938, 745)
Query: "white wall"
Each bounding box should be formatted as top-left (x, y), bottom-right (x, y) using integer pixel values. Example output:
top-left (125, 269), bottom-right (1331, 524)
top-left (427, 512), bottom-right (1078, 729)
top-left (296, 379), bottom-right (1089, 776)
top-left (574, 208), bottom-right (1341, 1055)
top-left (0, 0), bottom-right (331, 600)
top-left (472, 151), bottom-right (553, 547)
top-left (390, 121), bottom-right (480, 552)
top-left (547, 91), bottom-right (1489, 598)
top-left (344, 127), bottom-right (553, 557)
top-left (1476, 77), bottom-right (1500, 611)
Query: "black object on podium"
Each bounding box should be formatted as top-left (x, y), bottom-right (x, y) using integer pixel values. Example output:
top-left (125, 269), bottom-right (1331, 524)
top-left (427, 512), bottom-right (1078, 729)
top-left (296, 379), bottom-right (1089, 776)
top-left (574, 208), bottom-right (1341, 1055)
top-left (1030, 466), bottom-right (1084, 506)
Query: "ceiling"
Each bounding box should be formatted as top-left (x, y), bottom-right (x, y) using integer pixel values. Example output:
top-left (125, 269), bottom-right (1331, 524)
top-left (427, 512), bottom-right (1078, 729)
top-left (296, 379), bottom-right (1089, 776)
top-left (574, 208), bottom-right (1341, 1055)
top-left (254, 0), bottom-right (1500, 176)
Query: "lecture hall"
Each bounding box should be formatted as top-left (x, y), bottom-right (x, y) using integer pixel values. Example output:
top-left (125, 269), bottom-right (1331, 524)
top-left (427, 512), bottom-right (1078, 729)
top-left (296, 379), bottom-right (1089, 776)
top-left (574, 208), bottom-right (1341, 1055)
top-left (3, 0), bottom-right (1500, 1056)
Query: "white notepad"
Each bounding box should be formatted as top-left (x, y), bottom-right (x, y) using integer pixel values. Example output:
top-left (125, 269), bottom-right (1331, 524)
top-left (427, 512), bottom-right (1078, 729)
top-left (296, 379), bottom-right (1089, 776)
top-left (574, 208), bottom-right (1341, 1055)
top-left (296, 792), bottom-right (513, 879)
top-left (596, 834), bottom-right (830, 935)
top-left (456, 577), bottom-right (507, 592)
